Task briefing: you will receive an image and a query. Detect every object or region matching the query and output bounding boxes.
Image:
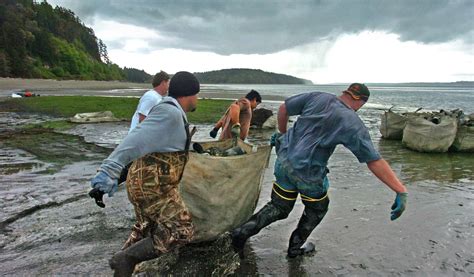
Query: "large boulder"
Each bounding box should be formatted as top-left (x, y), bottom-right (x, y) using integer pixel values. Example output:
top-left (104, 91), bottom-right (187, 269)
top-left (69, 111), bottom-right (121, 123)
top-left (262, 114), bottom-right (277, 129)
top-left (251, 108), bottom-right (273, 128)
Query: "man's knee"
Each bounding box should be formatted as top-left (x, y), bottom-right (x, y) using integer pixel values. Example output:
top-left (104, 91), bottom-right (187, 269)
top-left (270, 182), bottom-right (297, 219)
top-left (301, 193), bottom-right (330, 220)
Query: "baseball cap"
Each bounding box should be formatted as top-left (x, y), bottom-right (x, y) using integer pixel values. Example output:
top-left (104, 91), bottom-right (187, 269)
top-left (344, 83), bottom-right (370, 101)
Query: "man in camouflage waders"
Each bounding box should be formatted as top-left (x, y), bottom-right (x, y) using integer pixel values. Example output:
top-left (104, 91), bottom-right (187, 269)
top-left (90, 71), bottom-right (200, 277)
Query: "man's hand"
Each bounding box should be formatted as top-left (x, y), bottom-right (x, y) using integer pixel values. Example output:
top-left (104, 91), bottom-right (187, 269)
top-left (88, 188), bottom-right (105, 208)
top-left (90, 170), bottom-right (118, 197)
top-left (209, 127), bottom-right (219, 138)
top-left (231, 124), bottom-right (241, 139)
top-left (270, 132), bottom-right (282, 147)
top-left (391, 192), bottom-right (408, 220)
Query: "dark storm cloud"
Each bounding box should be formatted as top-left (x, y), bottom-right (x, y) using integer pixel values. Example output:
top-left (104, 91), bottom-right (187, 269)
top-left (47, 0), bottom-right (474, 55)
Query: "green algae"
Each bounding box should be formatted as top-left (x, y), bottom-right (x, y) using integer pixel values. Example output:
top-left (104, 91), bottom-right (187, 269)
top-left (0, 129), bottom-right (110, 174)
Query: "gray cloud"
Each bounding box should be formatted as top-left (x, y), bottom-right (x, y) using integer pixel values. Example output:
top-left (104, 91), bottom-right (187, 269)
top-left (47, 0), bottom-right (474, 55)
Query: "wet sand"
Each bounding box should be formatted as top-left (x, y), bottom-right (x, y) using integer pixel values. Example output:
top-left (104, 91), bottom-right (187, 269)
top-left (0, 102), bottom-right (473, 275)
top-left (0, 78), bottom-right (150, 91)
top-left (0, 77), bottom-right (286, 101)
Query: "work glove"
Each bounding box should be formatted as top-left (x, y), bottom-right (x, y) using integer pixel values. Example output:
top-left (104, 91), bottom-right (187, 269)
top-left (390, 192), bottom-right (408, 221)
top-left (231, 124), bottom-right (241, 139)
top-left (192, 142), bottom-right (205, 154)
top-left (270, 132), bottom-right (282, 147)
top-left (209, 127), bottom-right (219, 138)
top-left (88, 188), bottom-right (105, 208)
top-left (90, 170), bottom-right (118, 197)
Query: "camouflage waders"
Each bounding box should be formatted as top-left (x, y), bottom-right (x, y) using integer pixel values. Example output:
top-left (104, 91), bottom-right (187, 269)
top-left (121, 101), bottom-right (193, 254)
top-left (122, 151), bottom-right (194, 254)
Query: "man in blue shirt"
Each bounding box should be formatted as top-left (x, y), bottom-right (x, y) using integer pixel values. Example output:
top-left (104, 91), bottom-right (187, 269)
top-left (231, 83), bottom-right (408, 258)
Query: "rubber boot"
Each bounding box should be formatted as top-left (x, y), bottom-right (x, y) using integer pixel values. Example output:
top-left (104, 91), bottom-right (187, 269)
top-left (287, 196), bottom-right (329, 258)
top-left (109, 237), bottom-right (158, 277)
top-left (231, 192), bottom-right (295, 257)
top-left (287, 231), bottom-right (316, 258)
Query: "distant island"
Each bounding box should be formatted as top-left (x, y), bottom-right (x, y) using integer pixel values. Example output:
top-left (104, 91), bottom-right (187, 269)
top-left (194, 69), bottom-right (313, 85)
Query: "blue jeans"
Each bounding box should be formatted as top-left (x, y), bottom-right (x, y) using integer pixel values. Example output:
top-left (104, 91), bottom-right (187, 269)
top-left (274, 158), bottom-right (329, 200)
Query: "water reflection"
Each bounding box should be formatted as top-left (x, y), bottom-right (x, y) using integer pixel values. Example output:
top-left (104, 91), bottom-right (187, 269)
top-left (247, 128), bottom-right (275, 145)
top-left (1, 131), bottom-right (109, 174)
top-left (378, 139), bottom-right (474, 185)
top-left (233, 244), bottom-right (259, 276)
top-left (287, 255), bottom-right (310, 276)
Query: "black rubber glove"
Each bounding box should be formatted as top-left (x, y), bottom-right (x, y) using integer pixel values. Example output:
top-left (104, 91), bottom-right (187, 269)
top-left (270, 132), bottom-right (282, 147)
top-left (209, 127), bottom-right (219, 138)
top-left (88, 187), bottom-right (105, 208)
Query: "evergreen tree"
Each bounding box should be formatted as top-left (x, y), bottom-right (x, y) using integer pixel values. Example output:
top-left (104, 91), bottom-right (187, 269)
top-left (0, 0), bottom-right (128, 80)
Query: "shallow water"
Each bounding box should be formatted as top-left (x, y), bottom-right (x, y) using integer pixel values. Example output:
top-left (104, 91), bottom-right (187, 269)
top-left (202, 83), bottom-right (474, 114)
top-left (0, 106), bottom-right (473, 275)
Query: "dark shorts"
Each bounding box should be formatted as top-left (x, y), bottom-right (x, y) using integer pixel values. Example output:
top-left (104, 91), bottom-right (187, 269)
top-left (273, 158), bottom-right (329, 200)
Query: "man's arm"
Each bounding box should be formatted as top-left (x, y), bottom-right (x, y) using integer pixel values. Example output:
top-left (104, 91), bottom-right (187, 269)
top-left (214, 103), bottom-right (240, 128)
top-left (90, 103), bottom-right (183, 203)
top-left (367, 159), bottom-right (408, 221)
top-left (366, 159), bottom-right (407, 193)
top-left (228, 103), bottom-right (241, 126)
top-left (277, 103), bottom-right (289, 133)
top-left (214, 119), bottom-right (223, 129)
top-left (210, 103), bottom-right (238, 138)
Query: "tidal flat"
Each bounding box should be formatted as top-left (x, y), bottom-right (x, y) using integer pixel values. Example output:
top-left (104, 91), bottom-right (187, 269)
top-left (0, 93), bottom-right (473, 275)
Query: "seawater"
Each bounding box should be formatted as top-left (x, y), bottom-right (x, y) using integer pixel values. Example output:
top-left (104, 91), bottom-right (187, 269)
top-left (0, 83), bottom-right (473, 275)
top-left (201, 82), bottom-right (474, 187)
top-left (201, 83), bottom-right (474, 113)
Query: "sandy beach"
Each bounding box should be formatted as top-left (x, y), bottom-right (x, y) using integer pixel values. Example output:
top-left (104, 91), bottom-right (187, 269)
top-left (0, 78), bottom-right (287, 101)
top-left (0, 78), bottom-right (150, 91)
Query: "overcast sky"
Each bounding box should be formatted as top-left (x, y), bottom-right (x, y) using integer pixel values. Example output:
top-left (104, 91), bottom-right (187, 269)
top-left (47, 0), bottom-right (473, 83)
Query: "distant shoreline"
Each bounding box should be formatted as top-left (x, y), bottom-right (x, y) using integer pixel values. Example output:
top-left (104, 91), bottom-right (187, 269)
top-left (0, 78), bottom-right (287, 101)
top-left (1, 78), bottom-right (471, 103)
top-left (1, 77), bottom-right (472, 91)
top-left (0, 78), bottom-right (150, 91)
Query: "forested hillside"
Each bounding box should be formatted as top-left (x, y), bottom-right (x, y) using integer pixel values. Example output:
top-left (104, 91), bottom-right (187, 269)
top-left (194, 68), bottom-right (313, 84)
top-left (0, 0), bottom-right (124, 80)
top-left (0, 1), bottom-right (313, 84)
top-left (123, 67), bottom-right (152, 83)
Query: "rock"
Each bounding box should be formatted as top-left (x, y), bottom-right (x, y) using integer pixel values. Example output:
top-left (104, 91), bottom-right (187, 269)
top-left (262, 114), bottom-right (277, 129)
top-left (251, 108), bottom-right (273, 128)
top-left (69, 111), bottom-right (121, 123)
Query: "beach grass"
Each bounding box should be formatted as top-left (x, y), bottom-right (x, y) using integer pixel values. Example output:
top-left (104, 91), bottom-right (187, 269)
top-left (2, 96), bottom-right (233, 124)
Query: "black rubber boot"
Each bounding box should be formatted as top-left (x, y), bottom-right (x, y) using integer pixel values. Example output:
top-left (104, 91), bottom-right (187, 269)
top-left (109, 237), bottom-right (158, 277)
top-left (287, 232), bottom-right (316, 258)
top-left (231, 191), bottom-right (295, 257)
top-left (287, 196), bottom-right (329, 258)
